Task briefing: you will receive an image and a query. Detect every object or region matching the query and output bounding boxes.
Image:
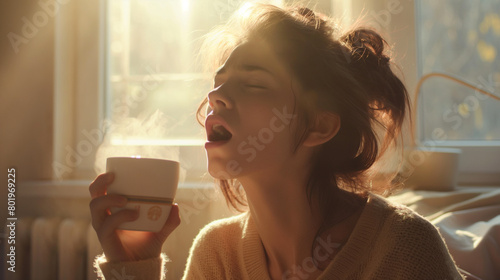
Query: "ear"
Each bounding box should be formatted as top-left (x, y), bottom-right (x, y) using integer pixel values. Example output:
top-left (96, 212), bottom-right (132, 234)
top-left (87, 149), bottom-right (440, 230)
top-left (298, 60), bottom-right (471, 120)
top-left (302, 112), bottom-right (341, 147)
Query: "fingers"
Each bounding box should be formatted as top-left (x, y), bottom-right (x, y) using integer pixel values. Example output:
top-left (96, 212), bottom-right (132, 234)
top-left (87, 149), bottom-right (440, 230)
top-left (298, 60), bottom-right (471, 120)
top-left (89, 194), bottom-right (128, 230)
top-left (158, 204), bottom-right (181, 237)
top-left (98, 208), bottom-right (139, 238)
top-left (89, 172), bottom-right (114, 199)
top-left (95, 208), bottom-right (140, 262)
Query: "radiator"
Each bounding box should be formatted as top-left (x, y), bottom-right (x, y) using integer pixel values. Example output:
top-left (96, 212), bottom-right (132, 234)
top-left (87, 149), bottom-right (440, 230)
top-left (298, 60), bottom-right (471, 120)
top-left (3, 217), bottom-right (102, 280)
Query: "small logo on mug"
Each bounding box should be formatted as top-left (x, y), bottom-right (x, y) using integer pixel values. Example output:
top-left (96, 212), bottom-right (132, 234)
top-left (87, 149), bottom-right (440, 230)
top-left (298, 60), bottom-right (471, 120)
top-left (148, 206), bottom-right (162, 221)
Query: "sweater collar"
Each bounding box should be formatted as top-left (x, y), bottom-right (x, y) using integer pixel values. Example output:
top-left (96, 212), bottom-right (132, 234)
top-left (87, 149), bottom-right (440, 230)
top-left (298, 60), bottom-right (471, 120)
top-left (317, 193), bottom-right (386, 279)
top-left (241, 211), bottom-right (272, 280)
top-left (241, 193), bottom-right (385, 280)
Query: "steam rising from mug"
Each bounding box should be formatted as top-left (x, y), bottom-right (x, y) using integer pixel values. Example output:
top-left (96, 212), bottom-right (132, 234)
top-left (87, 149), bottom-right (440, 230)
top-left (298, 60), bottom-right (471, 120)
top-left (94, 110), bottom-right (183, 180)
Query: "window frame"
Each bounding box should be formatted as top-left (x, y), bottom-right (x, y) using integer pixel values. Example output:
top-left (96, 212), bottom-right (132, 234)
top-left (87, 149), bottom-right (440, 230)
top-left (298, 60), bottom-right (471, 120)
top-left (53, 0), bottom-right (105, 180)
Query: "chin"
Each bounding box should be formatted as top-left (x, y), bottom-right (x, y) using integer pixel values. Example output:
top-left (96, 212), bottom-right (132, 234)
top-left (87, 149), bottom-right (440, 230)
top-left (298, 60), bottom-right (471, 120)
top-left (207, 161), bottom-right (234, 180)
top-left (206, 156), bottom-right (243, 180)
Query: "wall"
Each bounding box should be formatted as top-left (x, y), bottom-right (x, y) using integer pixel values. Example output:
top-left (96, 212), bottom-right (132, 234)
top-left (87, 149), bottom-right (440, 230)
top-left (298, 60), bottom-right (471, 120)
top-left (0, 0), bottom-right (55, 235)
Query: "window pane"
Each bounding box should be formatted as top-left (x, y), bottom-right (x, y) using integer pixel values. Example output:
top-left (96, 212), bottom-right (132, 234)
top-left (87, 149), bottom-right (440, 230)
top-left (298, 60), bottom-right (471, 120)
top-left (417, 0), bottom-right (500, 141)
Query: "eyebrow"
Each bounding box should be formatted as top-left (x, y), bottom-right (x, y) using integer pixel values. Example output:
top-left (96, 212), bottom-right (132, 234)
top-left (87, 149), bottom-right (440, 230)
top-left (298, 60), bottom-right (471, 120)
top-left (215, 64), bottom-right (275, 77)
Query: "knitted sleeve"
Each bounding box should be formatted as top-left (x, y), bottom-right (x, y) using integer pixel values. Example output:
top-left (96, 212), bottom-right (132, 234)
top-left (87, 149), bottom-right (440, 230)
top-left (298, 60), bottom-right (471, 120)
top-left (94, 215), bottom-right (243, 280)
top-left (370, 206), bottom-right (465, 280)
top-left (94, 253), bottom-right (167, 280)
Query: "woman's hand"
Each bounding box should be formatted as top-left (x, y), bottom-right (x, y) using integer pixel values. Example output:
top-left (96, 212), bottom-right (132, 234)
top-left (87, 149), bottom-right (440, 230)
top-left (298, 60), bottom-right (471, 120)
top-left (89, 172), bottom-right (181, 262)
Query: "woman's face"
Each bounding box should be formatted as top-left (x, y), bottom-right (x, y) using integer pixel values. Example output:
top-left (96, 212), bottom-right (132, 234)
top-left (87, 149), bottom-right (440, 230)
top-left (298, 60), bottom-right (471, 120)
top-left (204, 38), bottom-right (302, 180)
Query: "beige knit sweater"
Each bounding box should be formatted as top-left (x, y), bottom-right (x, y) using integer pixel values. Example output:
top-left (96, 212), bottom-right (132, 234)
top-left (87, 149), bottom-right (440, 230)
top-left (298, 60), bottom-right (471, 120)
top-left (95, 193), bottom-right (464, 279)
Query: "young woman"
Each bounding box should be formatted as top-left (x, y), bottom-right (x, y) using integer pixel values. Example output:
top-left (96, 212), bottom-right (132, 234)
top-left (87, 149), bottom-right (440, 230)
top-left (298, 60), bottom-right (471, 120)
top-left (90, 3), bottom-right (464, 279)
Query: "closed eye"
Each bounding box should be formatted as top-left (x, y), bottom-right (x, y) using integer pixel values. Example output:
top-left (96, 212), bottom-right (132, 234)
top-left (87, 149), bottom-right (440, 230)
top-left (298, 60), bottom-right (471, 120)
top-left (245, 85), bottom-right (266, 89)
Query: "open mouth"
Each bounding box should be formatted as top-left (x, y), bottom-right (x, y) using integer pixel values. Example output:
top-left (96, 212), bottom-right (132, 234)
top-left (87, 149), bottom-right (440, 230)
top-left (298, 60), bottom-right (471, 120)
top-left (208, 123), bottom-right (233, 142)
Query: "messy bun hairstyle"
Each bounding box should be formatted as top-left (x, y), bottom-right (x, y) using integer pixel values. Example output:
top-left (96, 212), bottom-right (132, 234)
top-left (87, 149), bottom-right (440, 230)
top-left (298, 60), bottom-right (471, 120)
top-left (197, 3), bottom-right (411, 215)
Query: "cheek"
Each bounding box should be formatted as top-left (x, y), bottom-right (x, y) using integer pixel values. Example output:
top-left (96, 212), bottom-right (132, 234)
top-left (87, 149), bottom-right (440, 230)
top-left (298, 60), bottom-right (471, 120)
top-left (240, 110), bottom-right (288, 143)
top-left (238, 113), bottom-right (295, 162)
top-left (237, 99), bottom-right (297, 152)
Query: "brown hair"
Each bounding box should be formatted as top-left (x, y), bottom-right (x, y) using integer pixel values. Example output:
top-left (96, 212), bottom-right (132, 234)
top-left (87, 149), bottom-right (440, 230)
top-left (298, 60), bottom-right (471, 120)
top-left (197, 3), bottom-right (411, 221)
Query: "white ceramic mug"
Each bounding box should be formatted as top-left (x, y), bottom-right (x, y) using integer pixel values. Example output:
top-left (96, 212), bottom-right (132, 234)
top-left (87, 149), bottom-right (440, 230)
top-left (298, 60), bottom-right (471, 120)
top-left (402, 147), bottom-right (461, 191)
top-left (106, 157), bottom-right (179, 232)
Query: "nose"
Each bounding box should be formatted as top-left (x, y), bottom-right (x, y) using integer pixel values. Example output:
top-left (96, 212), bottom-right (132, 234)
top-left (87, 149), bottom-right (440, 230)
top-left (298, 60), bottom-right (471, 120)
top-left (207, 84), bottom-right (233, 113)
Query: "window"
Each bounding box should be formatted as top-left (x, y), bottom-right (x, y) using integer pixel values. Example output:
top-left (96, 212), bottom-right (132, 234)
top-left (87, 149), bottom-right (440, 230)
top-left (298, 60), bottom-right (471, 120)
top-left (415, 0), bottom-right (500, 184)
top-left (105, 0), bottom-right (217, 146)
top-left (416, 0), bottom-right (500, 141)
